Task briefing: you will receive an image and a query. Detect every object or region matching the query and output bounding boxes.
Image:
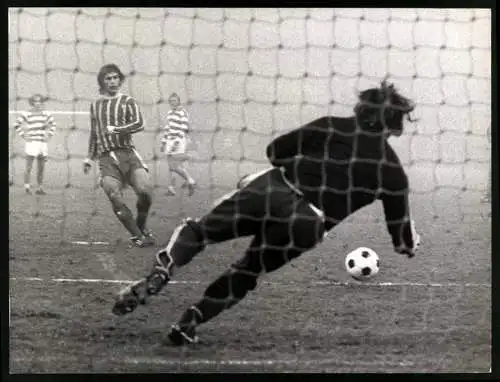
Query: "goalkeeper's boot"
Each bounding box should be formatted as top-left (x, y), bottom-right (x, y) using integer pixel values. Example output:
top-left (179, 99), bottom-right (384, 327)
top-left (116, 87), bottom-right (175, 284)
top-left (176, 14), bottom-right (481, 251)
top-left (112, 279), bottom-right (149, 316)
top-left (166, 324), bottom-right (199, 346)
top-left (164, 306), bottom-right (202, 346)
top-left (112, 250), bottom-right (172, 316)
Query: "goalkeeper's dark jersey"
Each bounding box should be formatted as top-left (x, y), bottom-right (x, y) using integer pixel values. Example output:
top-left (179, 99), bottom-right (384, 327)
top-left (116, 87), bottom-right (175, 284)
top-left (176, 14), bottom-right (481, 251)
top-left (266, 116), bottom-right (416, 250)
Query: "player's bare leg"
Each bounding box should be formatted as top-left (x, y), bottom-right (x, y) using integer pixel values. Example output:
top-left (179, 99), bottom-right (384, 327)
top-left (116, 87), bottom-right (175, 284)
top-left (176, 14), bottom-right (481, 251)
top-left (165, 156), bottom-right (176, 196)
top-left (129, 168), bottom-right (155, 245)
top-left (170, 161), bottom-right (196, 196)
top-left (35, 156), bottom-right (47, 195)
top-left (101, 176), bottom-right (148, 247)
top-left (24, 156), bottom-right (35, 194)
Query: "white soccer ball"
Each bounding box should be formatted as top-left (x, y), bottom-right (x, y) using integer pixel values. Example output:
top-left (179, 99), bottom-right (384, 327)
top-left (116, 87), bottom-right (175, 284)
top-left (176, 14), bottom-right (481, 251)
top-left (345, 247), bottom-right (380, 281)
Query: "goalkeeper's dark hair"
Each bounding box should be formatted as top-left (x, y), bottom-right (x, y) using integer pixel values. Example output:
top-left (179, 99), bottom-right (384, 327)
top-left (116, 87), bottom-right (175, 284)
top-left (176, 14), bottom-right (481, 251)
top-left (97, 64), bottom-right (125, 95)
top-left (354, 81), bottom-right (416, 134)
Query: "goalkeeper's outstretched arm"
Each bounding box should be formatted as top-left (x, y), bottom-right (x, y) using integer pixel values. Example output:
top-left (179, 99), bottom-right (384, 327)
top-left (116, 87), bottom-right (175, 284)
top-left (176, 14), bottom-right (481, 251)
top-left (380, 188), bottom-right (420, 258)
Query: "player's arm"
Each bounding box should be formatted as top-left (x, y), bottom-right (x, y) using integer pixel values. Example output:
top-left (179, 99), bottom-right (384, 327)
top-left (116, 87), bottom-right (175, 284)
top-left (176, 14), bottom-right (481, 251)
top-left (266, 116), bottom-right (329, 167)
top-left (380, 172), bottom-right (420, 258)
top-left (185, 109), bottom-right (192, 134)
top-left (159, 112), bottom-right (172, 152)
top-left (112, 97), bottom-right (144, 134)
top-left (84, 105), bottom-right (98, 173)
top-left (46, 113), bottom-right (56, 139)
top-left (13, 113), bottom-right (27, 139)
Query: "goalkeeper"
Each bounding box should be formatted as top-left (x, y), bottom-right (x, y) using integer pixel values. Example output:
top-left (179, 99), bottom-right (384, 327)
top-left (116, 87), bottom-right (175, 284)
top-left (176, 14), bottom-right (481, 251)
top-left (112, 81), bottom-right (421, 345)
top-left (83, 64), bottom-right (155, 247)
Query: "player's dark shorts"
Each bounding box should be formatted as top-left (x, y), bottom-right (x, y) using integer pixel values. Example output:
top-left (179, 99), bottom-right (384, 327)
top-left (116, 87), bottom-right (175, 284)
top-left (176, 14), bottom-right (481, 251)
top-left (98, 147), bottom-right (148, 185)
top-left (199, 167), bottom-right (326, 246)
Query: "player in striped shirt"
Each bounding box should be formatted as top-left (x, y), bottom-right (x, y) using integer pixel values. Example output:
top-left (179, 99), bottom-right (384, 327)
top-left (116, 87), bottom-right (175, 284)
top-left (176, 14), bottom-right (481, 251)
top-left (13, 94), bottom-right (56, 195)
top-left (83, 64), bottom-right (155, 248)
top-left (160, 92), bottom-right (196, 196)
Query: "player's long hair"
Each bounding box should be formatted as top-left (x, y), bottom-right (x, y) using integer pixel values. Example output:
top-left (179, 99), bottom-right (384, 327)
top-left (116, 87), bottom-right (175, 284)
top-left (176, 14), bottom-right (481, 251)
top-left (354, 81), bottom-right (416, 135)
top-left (97, 64), bottom-right (125, 95)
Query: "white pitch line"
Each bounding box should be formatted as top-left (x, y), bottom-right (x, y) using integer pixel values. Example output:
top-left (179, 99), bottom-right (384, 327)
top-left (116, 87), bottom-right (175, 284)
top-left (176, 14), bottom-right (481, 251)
top-left (11, 355), bottom-right (415, 369)
top-left (9, 276), bottom-right (491, 288)
top-left (70, 241), bottom-right (110, 245)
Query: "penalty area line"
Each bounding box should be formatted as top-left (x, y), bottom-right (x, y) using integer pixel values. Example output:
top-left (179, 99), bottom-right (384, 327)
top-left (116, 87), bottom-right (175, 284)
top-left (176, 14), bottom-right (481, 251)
top-left (69, 241), bottom-right (110, 245)
top-left (9, 277), bottom-right (491, 288)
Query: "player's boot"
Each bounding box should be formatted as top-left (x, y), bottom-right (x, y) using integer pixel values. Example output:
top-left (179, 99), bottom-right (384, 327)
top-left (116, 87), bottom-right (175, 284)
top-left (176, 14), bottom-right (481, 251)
top-left (129, 235), bottom-right (155, 248)
top-left (141, 229), bottom-right (156, 246)
top-left (25, 185), bottom-right (32, 195)
top-left (166, 186), bottom-right (176, 196)
top-left (35, 187), bottom-right (46, 195)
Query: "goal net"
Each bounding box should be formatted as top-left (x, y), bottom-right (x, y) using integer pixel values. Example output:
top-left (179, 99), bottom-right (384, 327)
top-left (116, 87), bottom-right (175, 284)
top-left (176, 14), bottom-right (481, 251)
top-left (8, 7), bottom-right (491, 372)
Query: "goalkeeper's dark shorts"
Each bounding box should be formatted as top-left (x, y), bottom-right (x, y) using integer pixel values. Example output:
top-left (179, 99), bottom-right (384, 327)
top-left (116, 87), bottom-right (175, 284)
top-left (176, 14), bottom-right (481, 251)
top-left (198, 167), bottom-right (326, 247)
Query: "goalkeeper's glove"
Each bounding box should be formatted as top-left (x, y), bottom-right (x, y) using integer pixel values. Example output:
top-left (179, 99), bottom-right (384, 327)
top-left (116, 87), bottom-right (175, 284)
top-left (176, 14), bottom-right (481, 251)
top-left (83, 158), bottom-right (92, 174)
top-left (395, 220), bottom-right (421, 258)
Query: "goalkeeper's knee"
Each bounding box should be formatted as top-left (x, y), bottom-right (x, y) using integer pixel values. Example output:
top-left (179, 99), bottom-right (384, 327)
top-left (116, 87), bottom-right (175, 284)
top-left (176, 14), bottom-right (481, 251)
top-left (157, 218), bottom-right (206, 269)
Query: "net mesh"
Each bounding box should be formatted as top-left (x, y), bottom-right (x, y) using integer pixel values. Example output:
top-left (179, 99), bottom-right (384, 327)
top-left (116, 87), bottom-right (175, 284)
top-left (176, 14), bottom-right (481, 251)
top-left (8, 7), bottom-right (491, 372)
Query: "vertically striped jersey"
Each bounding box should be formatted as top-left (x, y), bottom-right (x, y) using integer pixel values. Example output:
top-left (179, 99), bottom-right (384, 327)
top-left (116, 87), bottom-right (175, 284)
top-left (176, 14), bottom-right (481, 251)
top-left (162, 107), bottom-right (190, 140)
top-left (13, 110), bottom-right (56, 142)
top-left (88, 94), bottom-right (145, 160)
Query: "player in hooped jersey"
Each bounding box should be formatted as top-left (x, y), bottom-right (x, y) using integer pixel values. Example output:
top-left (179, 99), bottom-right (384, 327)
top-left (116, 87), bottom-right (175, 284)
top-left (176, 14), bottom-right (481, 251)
top-left (112, 81), bottom-right (421, 345)
top-left (161, 93), bottom-right (196, 196)
top-left (13, 94), bottom-right (56, 195)
top-left (83, 64), bottom-right (155, 247)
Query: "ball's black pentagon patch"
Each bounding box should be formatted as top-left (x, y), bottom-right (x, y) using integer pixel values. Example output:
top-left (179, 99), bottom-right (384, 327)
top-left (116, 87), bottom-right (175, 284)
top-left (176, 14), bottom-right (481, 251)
top-left (361, 267), bottom-right (371, 276)
top-left (348, 259), bottom-right (355, 268)
top-left (376, 259), bottom-right (380, 267)
top-left (362, 251), bottom-right (370, 258)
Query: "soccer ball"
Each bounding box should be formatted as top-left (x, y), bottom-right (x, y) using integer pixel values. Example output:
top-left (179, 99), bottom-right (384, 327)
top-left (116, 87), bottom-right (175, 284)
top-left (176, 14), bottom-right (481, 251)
top-left (345, 247), bottom-right (380, 281)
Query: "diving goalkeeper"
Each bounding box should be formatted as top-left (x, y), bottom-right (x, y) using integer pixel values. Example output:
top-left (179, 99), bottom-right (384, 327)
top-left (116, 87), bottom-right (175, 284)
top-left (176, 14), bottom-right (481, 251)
top-left (112, 81), bottom-right (421, 345)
